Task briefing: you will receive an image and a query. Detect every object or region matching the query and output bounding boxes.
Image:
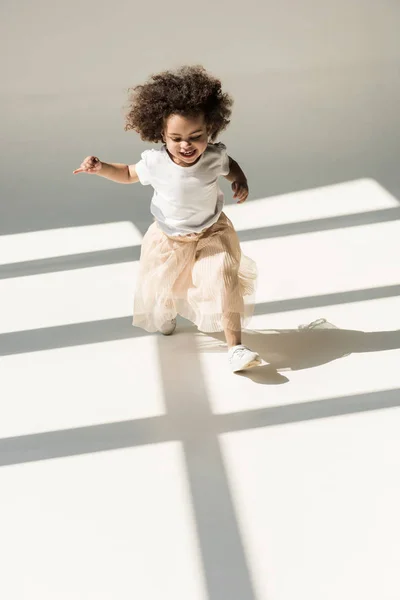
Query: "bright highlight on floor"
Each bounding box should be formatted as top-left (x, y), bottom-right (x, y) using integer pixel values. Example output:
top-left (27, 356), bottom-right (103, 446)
top-left (1, 179), bottom-right (399, 600)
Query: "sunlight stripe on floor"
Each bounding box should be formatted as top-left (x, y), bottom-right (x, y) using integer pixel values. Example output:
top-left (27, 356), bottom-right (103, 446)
top-left (0, 262), bottom-right (139, 334)
top-left (242, 220), bottom-right (400, 305)
top-left (0, 221), bottom-right (143, 265)
top-left (196, 295), bottom-right (400, 414)
top-left (225, 179), bottom-right (398, 232)
top-left (0, 335), bottom-right (166, 438)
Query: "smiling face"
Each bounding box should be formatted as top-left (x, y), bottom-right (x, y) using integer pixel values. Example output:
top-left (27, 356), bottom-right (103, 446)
top-left (163, 113), bottom-right (209, 166)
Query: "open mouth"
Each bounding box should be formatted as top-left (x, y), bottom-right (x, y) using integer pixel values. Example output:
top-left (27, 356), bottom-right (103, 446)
top-left (180, 149), bottom-right (196, 158)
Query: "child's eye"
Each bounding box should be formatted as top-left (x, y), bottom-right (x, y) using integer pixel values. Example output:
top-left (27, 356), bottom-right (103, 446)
top-left (170, 135), bottom-right (201, 142)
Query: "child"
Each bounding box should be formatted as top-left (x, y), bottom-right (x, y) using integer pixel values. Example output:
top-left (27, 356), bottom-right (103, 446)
top-left (73, 65), bottom-right (261, 372)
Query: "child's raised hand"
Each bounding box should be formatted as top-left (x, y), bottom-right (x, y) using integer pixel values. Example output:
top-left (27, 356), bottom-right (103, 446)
top-left (73, 156), bottom-right (102, 175)
top-left (232, 181), bottom-right (249, 204)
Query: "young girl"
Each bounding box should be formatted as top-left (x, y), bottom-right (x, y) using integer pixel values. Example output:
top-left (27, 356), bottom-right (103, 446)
top-left (73, 65), bottom-right (261, 372)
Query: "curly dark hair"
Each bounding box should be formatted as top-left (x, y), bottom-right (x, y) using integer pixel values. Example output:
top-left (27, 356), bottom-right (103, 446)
top-left (124, 65), bottom-right (233, 143)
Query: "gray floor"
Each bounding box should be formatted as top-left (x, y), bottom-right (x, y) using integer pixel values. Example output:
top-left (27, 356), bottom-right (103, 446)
top-left (1, 3), bottom-right (400, 599)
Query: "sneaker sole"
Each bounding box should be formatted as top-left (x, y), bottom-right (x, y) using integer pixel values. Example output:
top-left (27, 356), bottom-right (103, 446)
top-left (159, 321), bottom-right (177, 336)
top-left (160, 326), bottom-right (176, 336)
top-left (231, 355), bottom-right (262, 373)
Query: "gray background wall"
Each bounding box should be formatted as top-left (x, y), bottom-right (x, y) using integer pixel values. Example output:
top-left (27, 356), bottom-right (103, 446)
top-left (1, 0), bottom-right (399, 236)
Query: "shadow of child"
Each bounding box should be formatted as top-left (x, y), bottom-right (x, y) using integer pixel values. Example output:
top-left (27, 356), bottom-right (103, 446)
top-left (194, 318), bottom-right (400, 383)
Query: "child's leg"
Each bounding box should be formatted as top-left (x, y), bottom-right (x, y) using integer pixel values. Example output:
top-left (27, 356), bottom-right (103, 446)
top-left (191, 213), bottom-right (259, 369)
top-left (133, 223), bottom-right (194, 332)
top-left (223, 313), bottom-right (242, 348)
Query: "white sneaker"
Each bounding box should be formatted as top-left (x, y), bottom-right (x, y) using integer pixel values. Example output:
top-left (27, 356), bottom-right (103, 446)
top-left (159, 318), bottom-right (177, 336)
top-left (228, 345), bottom-right (262, 372)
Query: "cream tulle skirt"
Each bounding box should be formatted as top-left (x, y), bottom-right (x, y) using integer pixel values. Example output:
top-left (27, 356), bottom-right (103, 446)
top-left (132, 212), bottom-right (257, 333)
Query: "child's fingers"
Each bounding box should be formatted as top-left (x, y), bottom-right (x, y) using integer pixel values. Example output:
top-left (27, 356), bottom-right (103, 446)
top-left (87, 161), bottom-right (101, 172)
top-left (237, 191), bottom-right (248, 203)
top-left (73, 165), bottom-right (91, 173)
top-left (73, 162), bottom-right (99, 174)
top-left (73, 156), bottom-right (100, 174)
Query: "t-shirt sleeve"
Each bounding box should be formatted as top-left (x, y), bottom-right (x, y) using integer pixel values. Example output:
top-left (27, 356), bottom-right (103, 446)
top-left (213, 142), bottom-right (230, 176)
top-left (134, 149), bottom-right (156, 185)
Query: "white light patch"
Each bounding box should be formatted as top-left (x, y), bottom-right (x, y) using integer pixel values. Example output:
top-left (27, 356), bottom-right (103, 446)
top-left (199, 344), bottom-right (400, 415)
top-left (0, 444), bottom-right (207, 600)
top-left (197, 295), bottom-right (400, 415)
top-left (224, 179), bottom-right (398, 232)
top-left (0, 336), bottom-right (165, 438)
top-left (242, 220), bottom-right (399, 305)
top-left (0, 221), bottom-right (142, 265)
top-left (221, 411), bottom-right (400, 600)
top-left (250, 295), bottom-right (400, 332)
top-left (0, 262), bottom-right (138, 334)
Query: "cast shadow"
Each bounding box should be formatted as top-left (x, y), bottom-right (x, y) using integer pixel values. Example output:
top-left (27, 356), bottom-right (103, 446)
top-left (194, 319), bottom-right (400, 383)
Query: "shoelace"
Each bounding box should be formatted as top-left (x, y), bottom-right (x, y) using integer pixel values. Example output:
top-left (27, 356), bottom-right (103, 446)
top-left (230, 346), bottom-right (249, 360)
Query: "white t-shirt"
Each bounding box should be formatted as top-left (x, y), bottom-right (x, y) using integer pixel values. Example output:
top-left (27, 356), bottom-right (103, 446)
top-left (135, 143), bottom-right (230, 236)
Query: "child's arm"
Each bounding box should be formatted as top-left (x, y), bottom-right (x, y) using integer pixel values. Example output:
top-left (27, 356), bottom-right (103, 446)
top-left (73, 156), bottom-right (139, 184)
top-left (224, 157), bottom-right (249, 203)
